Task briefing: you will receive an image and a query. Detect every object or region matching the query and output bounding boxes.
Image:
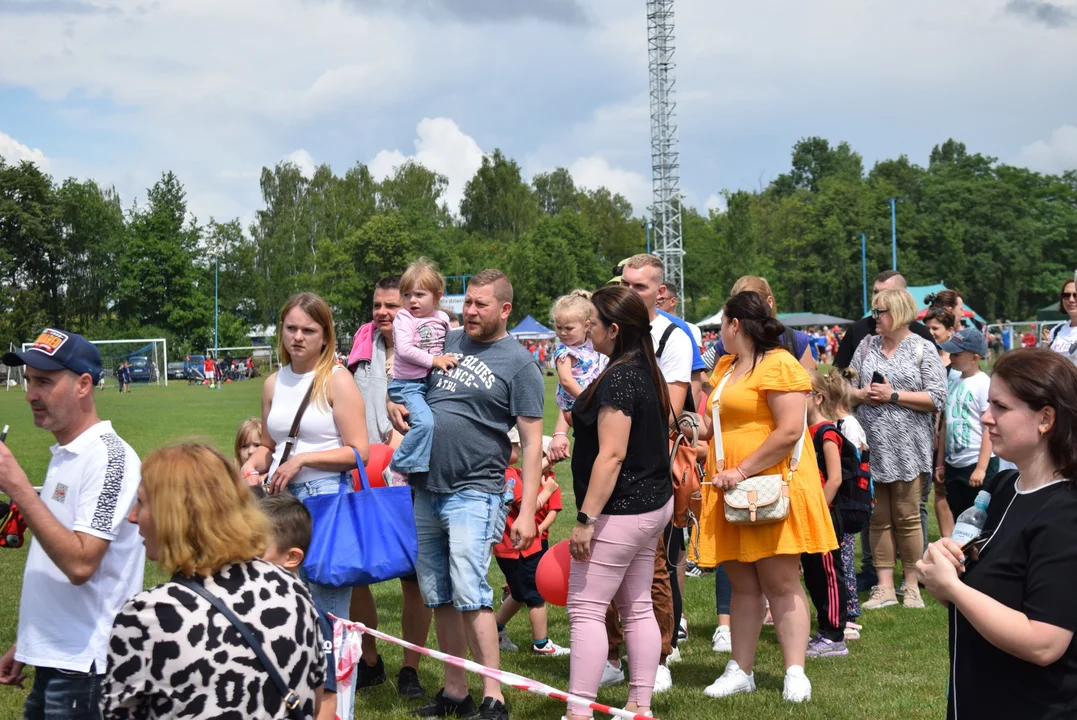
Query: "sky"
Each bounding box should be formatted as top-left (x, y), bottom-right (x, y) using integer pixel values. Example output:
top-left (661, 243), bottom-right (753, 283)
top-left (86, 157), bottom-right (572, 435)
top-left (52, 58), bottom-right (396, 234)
top-left (1, 0), bottom-right (1076, 228)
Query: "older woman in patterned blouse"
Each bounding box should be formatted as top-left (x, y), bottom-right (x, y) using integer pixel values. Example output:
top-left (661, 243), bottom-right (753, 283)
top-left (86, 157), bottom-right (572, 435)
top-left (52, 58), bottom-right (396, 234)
top-left (849, 288), bottom-right (947, 612)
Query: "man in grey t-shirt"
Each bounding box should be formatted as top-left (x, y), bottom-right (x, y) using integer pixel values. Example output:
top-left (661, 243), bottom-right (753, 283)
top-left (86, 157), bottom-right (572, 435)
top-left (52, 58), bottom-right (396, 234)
top-left (390, 269), bottom-right (544, 720)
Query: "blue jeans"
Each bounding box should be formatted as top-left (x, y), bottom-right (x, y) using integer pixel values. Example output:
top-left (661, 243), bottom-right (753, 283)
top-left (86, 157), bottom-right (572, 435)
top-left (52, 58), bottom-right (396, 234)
top-left (23, 664), bottom-right (101, 720)
top-left (715, 564), bottom-right (732, 616)
top-left (413, 487), bottom-right (507, 612)
top-left (388, 378), bottom-right (434, 474)
top-left (288, 476), bottom-right (353, 621)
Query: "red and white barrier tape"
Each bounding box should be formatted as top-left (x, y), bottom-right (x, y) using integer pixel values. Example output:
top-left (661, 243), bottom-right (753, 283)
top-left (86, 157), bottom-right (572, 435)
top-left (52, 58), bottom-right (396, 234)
top-left (332, 617), bottom-right (651, 720)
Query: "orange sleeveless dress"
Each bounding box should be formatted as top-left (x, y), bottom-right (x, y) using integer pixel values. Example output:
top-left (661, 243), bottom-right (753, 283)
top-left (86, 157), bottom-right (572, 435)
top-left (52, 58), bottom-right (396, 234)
top-left (696, 351), bottom-right (837, 566)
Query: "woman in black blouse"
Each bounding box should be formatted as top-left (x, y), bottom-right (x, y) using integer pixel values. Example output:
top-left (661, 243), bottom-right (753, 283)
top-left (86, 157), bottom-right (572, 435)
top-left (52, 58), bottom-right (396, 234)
top-left (917, 348), bottom-right (1077, 720)
top-left (565, 285), bottom-right (673, 720)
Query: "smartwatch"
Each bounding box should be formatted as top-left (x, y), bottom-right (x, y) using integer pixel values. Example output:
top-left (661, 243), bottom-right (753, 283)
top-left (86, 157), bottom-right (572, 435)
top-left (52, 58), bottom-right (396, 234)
top-left (576, 511), bottom-right (598, 526)
top-left (890, 391), bottom-right (900, 404)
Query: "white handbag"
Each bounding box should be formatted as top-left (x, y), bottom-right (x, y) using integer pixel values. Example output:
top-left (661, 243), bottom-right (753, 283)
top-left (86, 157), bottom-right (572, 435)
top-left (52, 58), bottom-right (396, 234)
top-left (711, 362), bottom-right (807, 526)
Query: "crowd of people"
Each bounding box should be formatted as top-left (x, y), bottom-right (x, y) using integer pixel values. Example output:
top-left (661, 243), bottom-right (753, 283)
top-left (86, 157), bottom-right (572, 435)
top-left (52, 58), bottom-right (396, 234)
top-left (0, 260), bottom-right (1075, 720)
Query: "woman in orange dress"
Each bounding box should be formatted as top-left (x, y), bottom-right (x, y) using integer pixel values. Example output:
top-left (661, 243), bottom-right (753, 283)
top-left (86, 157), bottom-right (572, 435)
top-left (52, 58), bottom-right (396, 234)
top-left (697, 291), bottom-right (837, 703)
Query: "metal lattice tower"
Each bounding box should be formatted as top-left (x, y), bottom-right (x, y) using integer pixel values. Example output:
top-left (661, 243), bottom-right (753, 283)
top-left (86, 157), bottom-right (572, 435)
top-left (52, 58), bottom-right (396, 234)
top-left (647, 0), bottom-right (684, 316)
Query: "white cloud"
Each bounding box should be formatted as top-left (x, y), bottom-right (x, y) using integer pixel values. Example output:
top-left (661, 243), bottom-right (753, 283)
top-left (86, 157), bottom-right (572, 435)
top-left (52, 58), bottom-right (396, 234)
top-left (284, 149), bottom-right (316, 180)
top-left (567, 155), bottom-right (651, 213)
top-left (369, 118), bottom-right (485, 214)
top-left (1017, 125), bottom-right (1077, 174)
top-left (0, 130), bottom-right (51, 170)
top-left (705, 193), bottom-right (728, 214)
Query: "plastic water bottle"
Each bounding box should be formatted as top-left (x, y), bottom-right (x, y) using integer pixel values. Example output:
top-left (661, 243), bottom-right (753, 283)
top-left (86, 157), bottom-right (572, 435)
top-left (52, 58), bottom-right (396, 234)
top-left (951, 490), bottom-right (992, 546)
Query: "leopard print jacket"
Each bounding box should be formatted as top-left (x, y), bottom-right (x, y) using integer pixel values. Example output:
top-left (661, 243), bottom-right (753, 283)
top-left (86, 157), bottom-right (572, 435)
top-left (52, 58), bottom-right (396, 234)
top-left (101, 559), bottom-right (326, 719)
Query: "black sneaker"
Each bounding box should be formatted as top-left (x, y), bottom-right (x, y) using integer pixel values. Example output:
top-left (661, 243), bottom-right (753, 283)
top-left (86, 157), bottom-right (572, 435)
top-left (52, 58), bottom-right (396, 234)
top-left (409, 688), bottom-right (479, 718)
top-left (355, 654), bottom-right (387, 690)
top-left (397, 666), bottom-right (426, 700)
top-left (478, 697), bottom-right (509, 720)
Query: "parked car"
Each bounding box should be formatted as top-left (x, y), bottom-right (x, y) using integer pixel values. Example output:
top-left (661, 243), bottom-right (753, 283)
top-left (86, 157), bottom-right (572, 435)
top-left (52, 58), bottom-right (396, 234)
top-left (127, 356), bottom-right (157, 383)
top-left (166, 361), bottom-right (186, 381)
top-left (184, 354), bottom-right (206, 378)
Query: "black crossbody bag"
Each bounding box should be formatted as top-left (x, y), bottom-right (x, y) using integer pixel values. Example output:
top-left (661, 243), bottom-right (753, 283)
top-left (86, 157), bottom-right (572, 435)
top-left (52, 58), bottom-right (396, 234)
top-left (173, 575), bottom-right (304, 719)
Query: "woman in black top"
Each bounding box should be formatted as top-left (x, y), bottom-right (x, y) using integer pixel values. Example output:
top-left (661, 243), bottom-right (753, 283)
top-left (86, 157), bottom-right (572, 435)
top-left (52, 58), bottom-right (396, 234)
top-left (565, 285), bottom-right (673, 720)
top-left (917, 348), bottom-right (1077, 720)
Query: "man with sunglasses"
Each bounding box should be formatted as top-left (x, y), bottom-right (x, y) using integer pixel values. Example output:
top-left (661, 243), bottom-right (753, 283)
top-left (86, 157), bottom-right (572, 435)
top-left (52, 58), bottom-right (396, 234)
top-left (833, 271), bottom-right (936, 370)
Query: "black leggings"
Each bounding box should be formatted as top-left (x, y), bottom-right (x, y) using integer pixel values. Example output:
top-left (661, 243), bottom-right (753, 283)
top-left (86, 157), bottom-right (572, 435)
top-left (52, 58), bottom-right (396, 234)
top-left (664, 523), bottom-right (683, 648)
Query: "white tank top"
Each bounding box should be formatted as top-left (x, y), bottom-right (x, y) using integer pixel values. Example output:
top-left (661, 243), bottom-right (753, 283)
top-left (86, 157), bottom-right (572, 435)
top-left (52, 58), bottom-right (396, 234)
top-left (267, 364), bottom-right (345, 486)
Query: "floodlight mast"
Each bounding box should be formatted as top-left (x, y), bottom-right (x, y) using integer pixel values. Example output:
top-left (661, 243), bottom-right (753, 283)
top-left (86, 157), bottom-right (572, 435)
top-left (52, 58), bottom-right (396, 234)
top-left (647, 0), bottom-right (684, 316)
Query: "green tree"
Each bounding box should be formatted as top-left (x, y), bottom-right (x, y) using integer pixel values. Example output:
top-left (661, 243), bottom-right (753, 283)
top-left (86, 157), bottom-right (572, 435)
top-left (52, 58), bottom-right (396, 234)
top-left (460, 149), bottom-right (540, 241)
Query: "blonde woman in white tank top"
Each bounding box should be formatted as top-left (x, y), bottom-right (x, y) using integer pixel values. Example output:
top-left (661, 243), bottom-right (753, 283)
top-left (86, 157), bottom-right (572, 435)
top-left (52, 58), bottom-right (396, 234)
top-left (242, 292), bottom-right (369, 623)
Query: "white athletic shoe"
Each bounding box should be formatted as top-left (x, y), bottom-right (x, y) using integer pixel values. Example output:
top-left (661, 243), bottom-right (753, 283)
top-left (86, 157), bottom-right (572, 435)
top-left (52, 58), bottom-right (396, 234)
top-left (599, 660), bottom-right (625, 687)
top-left (782, 665), bottom-right (812, 703)
top-left (665, 646), bottom-right (681, 665)
top-left (653, 664), bottom-right (673, 694)
top-left (678, 616), bottom-right (689, 640)
top-left (531, 640), bottom-right (570, 657)
top-left (711, 625), bottom-right (732, 653)
top-left (704, 660), bottom-right (756, 698)
top-left (497, 629), bottom-right (518, 652)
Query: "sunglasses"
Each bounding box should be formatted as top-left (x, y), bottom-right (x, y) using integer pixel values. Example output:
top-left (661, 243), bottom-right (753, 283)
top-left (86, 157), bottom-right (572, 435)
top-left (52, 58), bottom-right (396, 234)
top-left (871, 308), bottom-right (890, 319)
top-left (1062, 292), bottom-right (1077, 300)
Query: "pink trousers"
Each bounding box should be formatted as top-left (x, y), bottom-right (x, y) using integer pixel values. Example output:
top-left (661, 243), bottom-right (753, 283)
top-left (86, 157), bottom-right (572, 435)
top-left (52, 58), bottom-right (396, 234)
top-left (567, 498), bottom-right (673, 716)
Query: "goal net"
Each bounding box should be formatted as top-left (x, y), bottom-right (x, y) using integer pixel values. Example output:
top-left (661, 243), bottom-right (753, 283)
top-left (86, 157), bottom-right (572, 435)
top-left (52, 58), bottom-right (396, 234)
top-left (23, 338), bottom-right (170, 390)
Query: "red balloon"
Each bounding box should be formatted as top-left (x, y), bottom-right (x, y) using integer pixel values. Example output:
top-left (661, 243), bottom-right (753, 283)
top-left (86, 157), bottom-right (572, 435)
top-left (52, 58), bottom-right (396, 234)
top-left (353, 443), bottom-right (393, 489)
top-left (536, 539), bottom-right (572, 607)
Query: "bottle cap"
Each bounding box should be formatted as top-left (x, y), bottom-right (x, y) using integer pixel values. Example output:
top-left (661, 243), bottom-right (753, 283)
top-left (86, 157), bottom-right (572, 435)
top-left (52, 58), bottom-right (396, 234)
top-left (974, 490), bottom-right (991, 508)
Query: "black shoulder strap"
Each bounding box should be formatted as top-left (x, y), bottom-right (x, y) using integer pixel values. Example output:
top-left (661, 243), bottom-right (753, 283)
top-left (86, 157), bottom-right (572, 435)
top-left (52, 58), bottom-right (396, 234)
top-left (985, 468), bottom-right (1019, 497)
top-left (173, 575), bottom-right (303, 719)
top-left (1052, 323), bottom-right (1064, 342)
top-left (278, 383), bottom-right (314, 467)
top-left (656, 323), bottom-right (677, 359)
top-left (783, 327), bottom-right (798, 356)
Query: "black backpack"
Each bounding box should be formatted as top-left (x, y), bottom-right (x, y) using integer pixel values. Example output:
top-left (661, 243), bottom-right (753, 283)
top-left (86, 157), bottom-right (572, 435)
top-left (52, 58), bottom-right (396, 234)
top-left (814, 421), bottom-right (873, 534)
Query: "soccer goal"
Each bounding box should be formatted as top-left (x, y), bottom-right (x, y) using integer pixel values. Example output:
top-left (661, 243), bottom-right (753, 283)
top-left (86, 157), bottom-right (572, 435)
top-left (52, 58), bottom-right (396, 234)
top-left (4, 343), bottom-right (24, 392)
top-left (23, 337), bottom-right (169, 390)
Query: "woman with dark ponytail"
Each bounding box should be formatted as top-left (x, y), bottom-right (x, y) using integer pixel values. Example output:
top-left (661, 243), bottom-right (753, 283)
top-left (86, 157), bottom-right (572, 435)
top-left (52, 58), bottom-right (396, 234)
top-left (696, 292), bottom-right (836, 703)
top-left (565, 285), bottom-right (673, 720)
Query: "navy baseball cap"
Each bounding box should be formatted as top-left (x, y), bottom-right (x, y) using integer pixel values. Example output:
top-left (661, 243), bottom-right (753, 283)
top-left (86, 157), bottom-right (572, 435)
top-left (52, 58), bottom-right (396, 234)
top-left (2, 328), bottom-right (103, 379)
top-left (940, 327), bottom-right (987, 356)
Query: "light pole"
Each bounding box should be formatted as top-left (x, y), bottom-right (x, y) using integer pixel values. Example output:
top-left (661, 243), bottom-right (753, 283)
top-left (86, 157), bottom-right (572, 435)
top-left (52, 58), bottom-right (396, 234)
top-left (861, 233), bottom-right (868, 316)
top-left (887, 197), bottom-right (904, 270)
top-left (214, 254), bottom-right (219, 391)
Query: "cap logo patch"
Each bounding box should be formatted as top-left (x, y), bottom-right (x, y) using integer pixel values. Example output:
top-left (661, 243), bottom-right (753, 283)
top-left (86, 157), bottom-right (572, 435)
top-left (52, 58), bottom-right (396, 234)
top-left (30, 329), bottom-right (69, 356)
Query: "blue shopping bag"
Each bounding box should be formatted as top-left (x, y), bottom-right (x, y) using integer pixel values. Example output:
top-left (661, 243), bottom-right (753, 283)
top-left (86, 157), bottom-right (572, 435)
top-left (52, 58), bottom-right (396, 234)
top-left (303, 448), bottom-right (418, 587)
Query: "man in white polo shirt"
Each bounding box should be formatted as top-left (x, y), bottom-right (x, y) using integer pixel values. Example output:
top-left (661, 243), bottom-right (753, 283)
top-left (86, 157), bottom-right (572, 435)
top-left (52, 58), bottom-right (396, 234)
top-left (0, 328), bottom-right (143, 719)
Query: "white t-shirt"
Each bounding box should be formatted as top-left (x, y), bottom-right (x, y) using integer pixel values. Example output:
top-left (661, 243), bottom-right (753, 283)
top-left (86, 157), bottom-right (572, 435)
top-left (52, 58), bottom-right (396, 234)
top-left (17, 420), bottom-right (144, 673)
top-left (836, 414), bottom-right (868, 452)
top-left (268, 364), bottom-right (346, 486)
top-left (945, 371), bottom-right (992, 467)
top-left (1049, 323), bottom-right (1077, 364)
top-left (686, 322), bottom-right (703, 350)
top-left (650, 313), bottom-right (692, 384)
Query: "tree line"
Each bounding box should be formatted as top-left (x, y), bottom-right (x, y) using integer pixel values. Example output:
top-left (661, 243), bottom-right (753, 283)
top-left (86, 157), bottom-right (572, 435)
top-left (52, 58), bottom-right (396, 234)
top-left (1, 138), bottom-right (1074, 354)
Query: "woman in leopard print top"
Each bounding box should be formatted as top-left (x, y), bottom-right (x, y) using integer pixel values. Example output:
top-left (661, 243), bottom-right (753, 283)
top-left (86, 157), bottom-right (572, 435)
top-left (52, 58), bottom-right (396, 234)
top-left (100, 444), bottom-right (326, 720)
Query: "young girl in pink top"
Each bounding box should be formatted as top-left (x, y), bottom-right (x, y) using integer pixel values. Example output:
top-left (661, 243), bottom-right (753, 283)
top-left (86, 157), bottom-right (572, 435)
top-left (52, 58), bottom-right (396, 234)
top-left (386, 259), bottom-right (457, 485)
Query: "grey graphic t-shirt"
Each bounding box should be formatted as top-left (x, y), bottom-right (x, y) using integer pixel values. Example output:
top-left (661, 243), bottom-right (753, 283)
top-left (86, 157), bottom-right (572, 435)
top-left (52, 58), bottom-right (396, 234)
top-left (410, 330), bottom-right (545, 495)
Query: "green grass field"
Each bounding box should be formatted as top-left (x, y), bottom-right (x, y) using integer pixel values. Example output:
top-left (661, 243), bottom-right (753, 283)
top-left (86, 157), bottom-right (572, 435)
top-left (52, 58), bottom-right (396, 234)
top-left (0, 376), bottom-right (949, 719)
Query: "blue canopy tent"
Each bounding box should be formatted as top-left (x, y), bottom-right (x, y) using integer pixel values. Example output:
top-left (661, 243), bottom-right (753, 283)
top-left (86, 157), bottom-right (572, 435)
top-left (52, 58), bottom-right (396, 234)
top-left (509, 315), bottom-right (557, 340)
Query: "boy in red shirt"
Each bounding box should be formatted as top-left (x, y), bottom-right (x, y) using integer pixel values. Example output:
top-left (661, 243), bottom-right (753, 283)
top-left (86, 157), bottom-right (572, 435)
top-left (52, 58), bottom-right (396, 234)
top-left (495, 429), bottom-right (568, 656)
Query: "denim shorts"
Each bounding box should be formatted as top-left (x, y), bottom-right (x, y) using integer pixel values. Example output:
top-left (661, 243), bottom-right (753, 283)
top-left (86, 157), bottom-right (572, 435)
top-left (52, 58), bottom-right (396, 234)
top-left (24, 664), bottom-right (102, 720)
top-left (413, 487), bottom-right (508, 612)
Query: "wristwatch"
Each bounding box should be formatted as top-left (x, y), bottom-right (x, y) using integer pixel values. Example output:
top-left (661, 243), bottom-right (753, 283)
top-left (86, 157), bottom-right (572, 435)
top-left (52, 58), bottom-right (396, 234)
top-left (576, 511), bottom-right (598, 526)
top-left (890, 391), bottom-right (900, 404)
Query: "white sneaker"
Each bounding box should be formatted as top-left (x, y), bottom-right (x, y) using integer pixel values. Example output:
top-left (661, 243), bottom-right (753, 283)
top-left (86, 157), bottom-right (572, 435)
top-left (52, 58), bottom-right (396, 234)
top-left (678, 616), bottom-right (689, 640)
top-left (704, 660), bottom-right (756, 698)
top-left (665, 646), bottom-right (681, 665)
top-left (653, 664), bottom-right (673, 694)
top-left (711, 625), bottom-right (732, 653)
top-left (531, 639), bottom-right (570, 657)
top-left (599, 660), bottom-right (625, 687)
top-left (497, 629), bottom-right (518, 652)
top-left (782, 665), bottom-right (812, 703)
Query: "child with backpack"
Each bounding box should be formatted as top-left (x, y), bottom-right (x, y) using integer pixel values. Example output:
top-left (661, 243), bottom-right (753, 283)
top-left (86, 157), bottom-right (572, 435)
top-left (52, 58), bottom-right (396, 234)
top-left (814, 369), bottom-right (872, 640)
